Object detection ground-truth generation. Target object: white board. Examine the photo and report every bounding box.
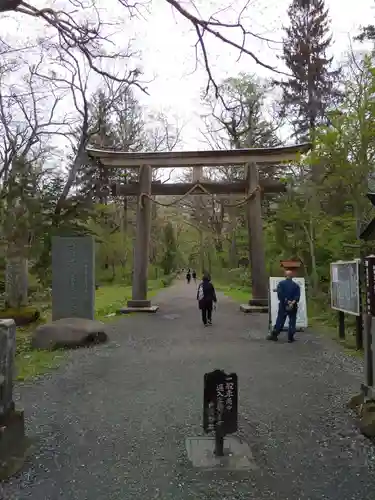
[269,277,308,331]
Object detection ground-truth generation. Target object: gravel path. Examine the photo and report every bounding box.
[1,281,375,500]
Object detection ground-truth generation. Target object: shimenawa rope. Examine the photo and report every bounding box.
[138,182,261,209]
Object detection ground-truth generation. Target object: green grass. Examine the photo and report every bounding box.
[95,284,132,320]
[16,342,65,382]
[216,283,251,303]
[15,279,171,382]
[308,296,361,355]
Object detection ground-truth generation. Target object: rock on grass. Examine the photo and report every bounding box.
[31,318,108,350]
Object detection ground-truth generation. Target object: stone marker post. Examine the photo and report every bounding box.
[52,236,95,321]
[246,163,268,307]
[0,319,28,480]
[127,164,153,309]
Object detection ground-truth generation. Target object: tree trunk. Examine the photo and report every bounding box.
[5,254,28,309]
[229,230,238,268]
[215,237,223,253]
[303,218,318,292]
[207,248,212,275]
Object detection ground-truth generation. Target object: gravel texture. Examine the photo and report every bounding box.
[1,281,375,499]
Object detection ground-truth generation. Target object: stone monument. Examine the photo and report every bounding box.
[52,236,95,321]
[0,319,29,479]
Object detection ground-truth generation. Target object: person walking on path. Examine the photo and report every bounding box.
[186,269,191,284]
[192,270,197,283]
[197,273,217,326]
[267,270,300,343]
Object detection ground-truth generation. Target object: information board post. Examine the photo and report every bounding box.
[338,311,345,339]
[364,314,373,388]
[356,264,364,350]
[364,256,375,390]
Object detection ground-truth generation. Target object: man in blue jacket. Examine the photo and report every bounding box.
[267,270,301,343]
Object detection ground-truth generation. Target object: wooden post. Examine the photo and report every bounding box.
[364,314,373,388]
[127,164,152,308]
[338,310,345,339]
[247,163,268,307]
[356,314,364,350]
[356,255,364,350]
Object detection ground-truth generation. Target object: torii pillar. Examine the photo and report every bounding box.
[192,166,205,274]
[240,163,269,312]
[121,164,159,313]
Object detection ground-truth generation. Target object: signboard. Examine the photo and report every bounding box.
[52,236,95,321]
[269,277,308,330]
[365,256,375,316]
[203,370,238,435]
[330,260,360,316]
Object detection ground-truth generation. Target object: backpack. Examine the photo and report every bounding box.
[197,283,204,301]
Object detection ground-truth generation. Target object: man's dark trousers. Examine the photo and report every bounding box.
[273,304,297,341]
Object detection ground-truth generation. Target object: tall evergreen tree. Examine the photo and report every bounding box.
[278,0,341,142]
[76,87,146,205]
[356,25,375,43]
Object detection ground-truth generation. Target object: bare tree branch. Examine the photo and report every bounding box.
[0,53,69,181]
[1,0,146,91]
[2,0,287,99]
[164,0,288,96]
[31,44,134,213]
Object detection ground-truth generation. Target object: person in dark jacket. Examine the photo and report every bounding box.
[197,273,217,326]
[267,270,301,343]
[186,269,191,284]
[192,270,197,283]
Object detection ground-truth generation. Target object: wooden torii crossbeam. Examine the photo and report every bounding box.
[87,143,311,168]
[109,179,287,197]
[86,142,312,313]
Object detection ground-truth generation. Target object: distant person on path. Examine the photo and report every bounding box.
[267,270,300,343]
[197,273,217,326]
[186,269,191,284]
[192,270,197,283]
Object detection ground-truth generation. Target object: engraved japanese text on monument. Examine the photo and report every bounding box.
[52,236,95,320]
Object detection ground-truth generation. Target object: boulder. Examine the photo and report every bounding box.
[31,318,108,350]
[358,401,375,438]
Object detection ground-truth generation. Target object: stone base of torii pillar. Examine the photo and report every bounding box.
[119,164,159,315]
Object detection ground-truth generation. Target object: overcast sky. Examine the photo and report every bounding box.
[0,0,374,152]
[132,0,374,148]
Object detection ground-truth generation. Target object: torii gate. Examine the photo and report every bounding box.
[86,143,311,313]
